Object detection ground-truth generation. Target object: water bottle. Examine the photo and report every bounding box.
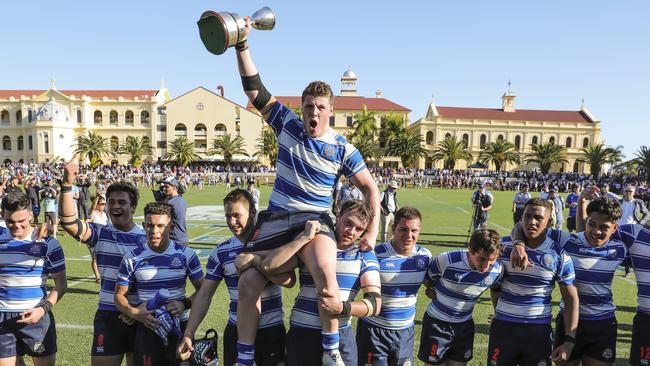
[146,288,170,311]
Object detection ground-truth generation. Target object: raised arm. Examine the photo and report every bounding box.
[350,169,380,251]
[59,154,92,242]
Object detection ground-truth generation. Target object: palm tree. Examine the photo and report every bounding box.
[347,105,377,141]
[429,135,473,170]
[165,136,200,166]
[209,133,249,167]
[576,144,623,177]
[254,126,278,167]
[634,145,650,179]
[478,138,521,172]
[350,136,384,162]
[379,113,406,148]
[75,131,113,168]
[119,136,151,168]
[385,129,427,168]
[524,142,568,174]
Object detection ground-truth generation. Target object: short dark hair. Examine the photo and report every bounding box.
[301,81,334,104]
[393,207,422,230]
[107,182,139,208]
[586,196,622,222]
[223,188,256,214]
[524,197,553,211]
[469,229,503,255]
[1,191,31,213]
[143,202,174,218]
[338,199,372,224]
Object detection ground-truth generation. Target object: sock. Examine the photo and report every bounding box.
[236,341,255,366]
[321,331,340,351]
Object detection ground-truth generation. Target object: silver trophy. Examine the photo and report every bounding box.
[198,7,275,55]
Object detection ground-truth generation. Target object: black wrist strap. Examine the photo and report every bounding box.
[340,301,351,316]
[564,335,576,344]
[40,300,53,313]
[182,297,192,310]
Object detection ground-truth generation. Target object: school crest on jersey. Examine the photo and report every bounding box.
[482,275,494,286]
[29,243,44,256]
[607,249,618,259]
[169,254,184,269]
[416,258,427,269]
[541,254,556,270]
[321,144,337,160]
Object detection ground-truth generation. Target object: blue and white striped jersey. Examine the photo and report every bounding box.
[290,246,379,329]
[87,223,146,311]
[117,241,203,320]
[425,250,503,323]
[611,224,650,314]
[266,102,366,212]
[0,228,65,311]
[496,235,575,324]
[552,230,626,320]
[205,236,283,328]
[361,242,431,330]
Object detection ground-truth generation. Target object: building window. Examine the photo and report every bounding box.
[28,109,33,123]
[28,135,33,150]
[497,134,504,141]
[583,137,589,148]
[329,116,335,126]
[462,133,469,147]
[16,110,22,125]
[157,141,167,149]
[566,137,572,148]
[109,110,118,125]
[480,134,487,149]
[43,133,49,154]
[532,136,539,145]
[194,124,207,149]
[1,110,8,124]
[445,133,452,140]
[142,136,150,149]
[157,125,167,132]
[573,161,579,173]
[425,157,433,170]
[77,109,82,124]
[110,137,119,152]
[2,136,11,151]
[125,110,134,125]
[549,136,555,145]
[141,111,150,124]
[94,111,103,124]
[174,123,187,137]
[426,131,434,145]
[17,136,23,151]
[196,102,204,110]
[214,124,226,136]
[514,135,521,150]
[346,116,353,127]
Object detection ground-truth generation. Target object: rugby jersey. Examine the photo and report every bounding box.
[611,224,650,314]
[290,246,379,329]
[205,236,283,328]
[0,228,65,311]
[496,235,575,324]
[425,250,503,323]
[86,223,146,311]
[552,230,626,320]
[266,102,366,212]
[117,240,203,321]
[361,242,431,329]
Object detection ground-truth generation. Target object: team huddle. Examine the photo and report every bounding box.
[2,17,650,366]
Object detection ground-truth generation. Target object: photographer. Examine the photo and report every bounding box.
[471,183,493,230]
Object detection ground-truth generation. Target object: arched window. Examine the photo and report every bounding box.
[532,136,539,145]
[514,135,521,150]
[43,133,49,154]
[109,110,118,125]
[445,132,452,140]
[16,110,22,125]
[94,110,102,124]
[174,123,187,137]
[426,131,434,145]
[573,161,579,173]
[142,136,150,148]
[194,124,207,137]
[497,134,504,141]
[76,109,82,123]
[125,110,134,125]
[2,136,11,150]
[583,137,589,148]
[17,136,24,151]
[141,111,150,124]
[1,110,9,124]
[462,133,469,147]
[28,135,33,150]
[214,124,227,136]
[480,134,487,149]
[549,136,556,145]
[565,137,572,148]
[110,137,119,152]
[28,109,33,123]
[425,157,433,170]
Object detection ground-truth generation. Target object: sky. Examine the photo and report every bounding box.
[4,1,648,158]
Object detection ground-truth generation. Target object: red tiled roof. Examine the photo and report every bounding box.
[0,90,158,99]
[247,96,411,112]
[436,106,594,123]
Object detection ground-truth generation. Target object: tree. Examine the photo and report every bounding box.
[165,136,200,166]
[254,126,278,167]
[524,142,568,174]
[478,138,521,172]
[350,136,384,162]
[633,145,650,179]
[119,136,151,168]
[75,131,113,169]
[209,133,249,167]
[385,129,427,168]
[379,113,406,148]
[576,144,623,177]
[429,135,473,170]
[347,105,377,142]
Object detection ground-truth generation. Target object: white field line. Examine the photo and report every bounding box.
[67,275,97,288]
[189,227,229,242]
[426,197,510,232]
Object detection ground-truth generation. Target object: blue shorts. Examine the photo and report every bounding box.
[286,326,356,366]
[418,313,474,365]
[244,210,336,252]
[223,322,286,366]
[91,310,136,356]
[0,311,57,358]
[356,320,414,366]
[487,319,553,366]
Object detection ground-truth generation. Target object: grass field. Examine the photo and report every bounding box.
[39,185,638,365]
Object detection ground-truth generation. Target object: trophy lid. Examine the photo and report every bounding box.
[197,11,229,55]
